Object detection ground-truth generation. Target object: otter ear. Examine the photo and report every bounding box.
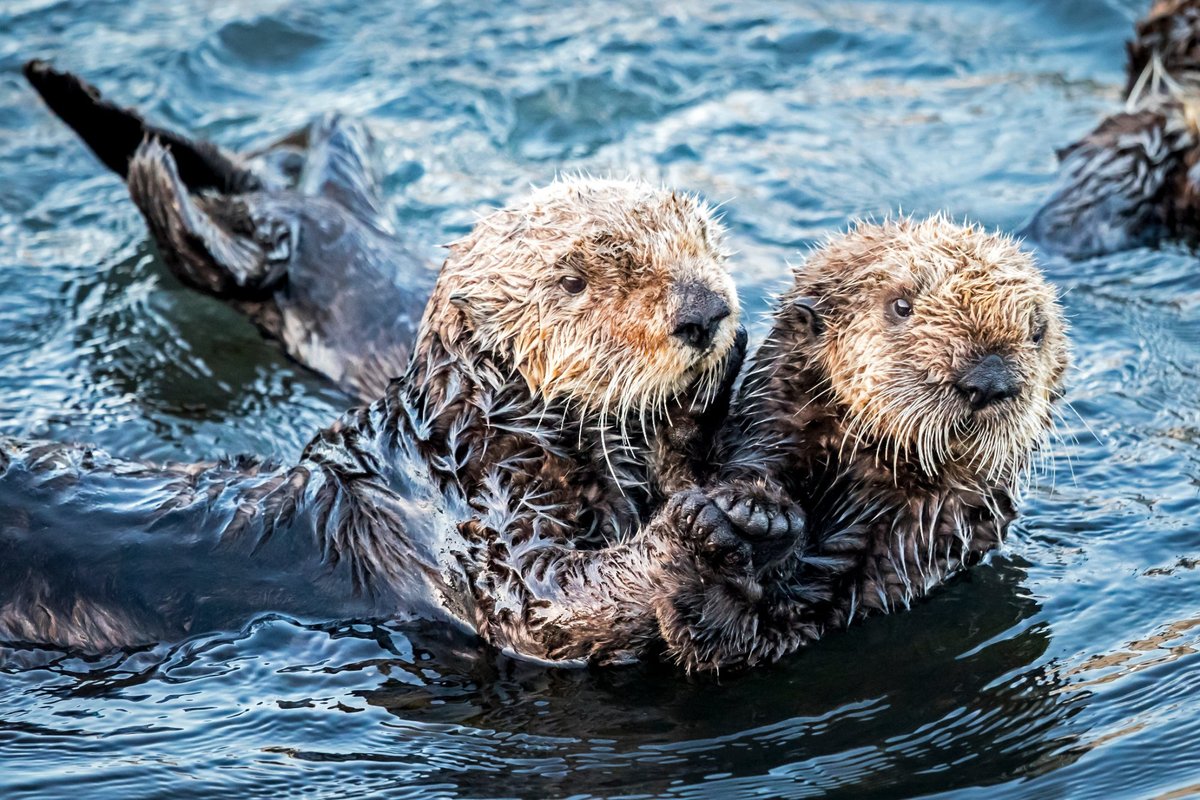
[449,290,471,309]
[790,296,824,338]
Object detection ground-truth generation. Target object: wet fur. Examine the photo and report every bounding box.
[0,178,745,666]
[1027,1,1200,258]
[656,218,1069,671]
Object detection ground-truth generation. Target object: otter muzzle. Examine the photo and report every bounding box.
[671,282,731,351]
[955,354,1021,411]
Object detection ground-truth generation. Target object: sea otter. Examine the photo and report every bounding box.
[1026,0,1200,258]
[0,176,756,666]
[24,60,430,401]
[0,213,1066,672]
[653,217,1069,670]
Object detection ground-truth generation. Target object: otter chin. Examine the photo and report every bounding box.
[651,216,1070,671]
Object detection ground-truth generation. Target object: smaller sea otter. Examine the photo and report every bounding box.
[0,176,751,666]
[24,61,431,401]
[1027,0,1200,258]
[653,217,1069,671]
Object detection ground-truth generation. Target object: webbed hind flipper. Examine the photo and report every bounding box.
[127,139,292,298]
[295,113,391,230]
[23,59,261,195]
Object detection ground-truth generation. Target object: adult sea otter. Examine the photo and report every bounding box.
[0,176,753,667]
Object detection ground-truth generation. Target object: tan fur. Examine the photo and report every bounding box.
[419,176,740,424]
[791,215,1068,488]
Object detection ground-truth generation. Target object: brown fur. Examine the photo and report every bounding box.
[1029,1,1200,258]
[653,217,1070,671]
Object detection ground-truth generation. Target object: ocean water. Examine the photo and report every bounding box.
[1,0,1198,797]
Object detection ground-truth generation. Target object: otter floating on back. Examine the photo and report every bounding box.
[1027,0,1200,259]
[0,176,749,666]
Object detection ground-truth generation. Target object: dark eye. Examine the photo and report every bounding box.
[1032,319,1047,346]
[560,275,587,295]
[890,297,913,319]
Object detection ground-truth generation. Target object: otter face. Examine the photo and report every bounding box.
[433,177,740,421]
[795,217,1069,485]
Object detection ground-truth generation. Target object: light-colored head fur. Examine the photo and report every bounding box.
[422,176,740,426]
[789,216,1069,487]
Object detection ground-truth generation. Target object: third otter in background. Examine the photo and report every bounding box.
[1027,0,1200,259]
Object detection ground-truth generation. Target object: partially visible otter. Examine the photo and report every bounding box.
[24,61,431,401]
[1127,0,1200,95]
[654,217,1069,670]
[1026,1,1200,258]
[0,177,753,666]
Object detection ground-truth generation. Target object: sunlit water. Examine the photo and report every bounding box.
[1,0,1198,797]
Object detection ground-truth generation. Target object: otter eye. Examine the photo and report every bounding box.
[1032,319,1048,346]
[890,297,913,319]
[559,275,587,295]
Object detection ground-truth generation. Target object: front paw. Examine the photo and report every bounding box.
[653,487,809,672]
[662,488,799,601]
[709,485,806,575]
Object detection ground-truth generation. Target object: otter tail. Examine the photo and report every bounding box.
[23,59,261,195]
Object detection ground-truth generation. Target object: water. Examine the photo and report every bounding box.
[0,0,1197,797]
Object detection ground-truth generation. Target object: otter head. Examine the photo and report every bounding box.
[787,217,1069,487]
[425,176,740,421]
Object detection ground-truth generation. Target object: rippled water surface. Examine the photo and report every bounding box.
[1,0,1198,797]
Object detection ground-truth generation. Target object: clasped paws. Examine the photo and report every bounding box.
[665,483,806,601]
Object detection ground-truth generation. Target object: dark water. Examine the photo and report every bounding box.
[1,0,1198,797]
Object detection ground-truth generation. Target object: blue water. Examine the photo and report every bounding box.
[1,0,1198,797]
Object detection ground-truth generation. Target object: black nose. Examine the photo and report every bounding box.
[955,354,1022,411]
[671,282,731,350]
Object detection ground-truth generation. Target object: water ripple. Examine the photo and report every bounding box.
[1,0,1198,797]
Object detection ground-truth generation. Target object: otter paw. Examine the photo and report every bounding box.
[710,487,806,574]
[663,489,760,600]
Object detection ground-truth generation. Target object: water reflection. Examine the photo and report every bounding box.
[2,555,1088,798]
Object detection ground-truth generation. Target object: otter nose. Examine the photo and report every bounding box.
[955,354,1021,411]
[671,283,730,351]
